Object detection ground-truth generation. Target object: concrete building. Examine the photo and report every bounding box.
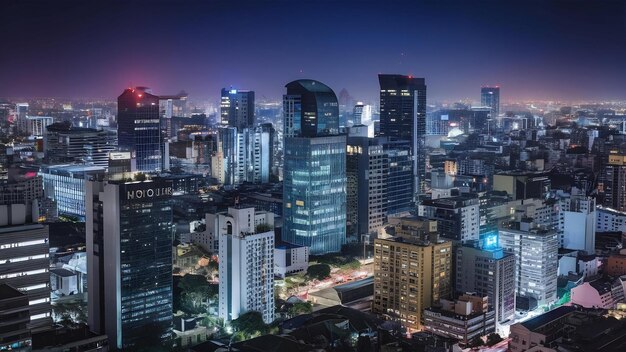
[455,245,516,325]
[601,153,626,212]
[373,218,452,330]
[220,88,254,130]
[26,116,53,137]
[596,205,626,232]
[45,121,115,168]
[493,172,550,201]
[508,306,576,352]
[274,243,309,278]
[0,284,32,351]
[570,279,616,309]
[218,207,275,324]
[499,220,559,307]
[556,194,596,254]
[418,194,480,242]
[423,294,495,344]
[0,188,51,332]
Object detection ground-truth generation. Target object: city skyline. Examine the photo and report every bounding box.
[2,0,626,102]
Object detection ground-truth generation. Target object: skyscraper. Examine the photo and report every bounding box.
[602,153,626,212]
[220,88,255,130]
[45,121,115,168]
[117,87,163,172]
[353,102,364,126]
[282,79,346,255]
[86,178,174,350]
[480,86,500,118]
[378,74,427,194]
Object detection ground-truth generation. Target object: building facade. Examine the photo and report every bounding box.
[117,87,163,172]
[480,86,500,118]
[418,195,480,242]
[220,88,255,130]
[217,207,275,324]
[378,74,427,194]
[87,179,174,349]
[282,80,346,255]
[45,121,115,168]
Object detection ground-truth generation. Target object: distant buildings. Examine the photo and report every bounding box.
[220,88,255,130]
[480,86,500,118]
[373,217,452,330]
[117,87,164,172]
[40,164,106,221]
[45,121,115,168]
[282,80,346,255]
[217,207,275,324]
[86,178,174,349]
[378,74,427,194]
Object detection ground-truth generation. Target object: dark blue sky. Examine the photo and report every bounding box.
[1,0,625,102]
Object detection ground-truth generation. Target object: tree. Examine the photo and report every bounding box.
[288,301,313,317]
[230,311,269,338]
[486,333,503,346]
[255,223,272,233]
[307,263,331,280]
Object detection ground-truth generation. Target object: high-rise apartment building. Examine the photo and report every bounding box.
[15,103,29,135]
[86,178,174,350]
[418,194,480,243]
[378,74,427,194]
[480,86,500,118]
[220,88,255,130]
[282,80,346,255]
[211,126,272,185]
[217,207,275,324]
[601,153,626,212]
[117,87,163,172]
[499,220,559,307]
[353,102,364,126]
[373,217,452,330]
[456,245,516,325]
[556,194,596,254]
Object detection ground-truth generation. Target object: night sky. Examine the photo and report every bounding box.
[1,0,626,102]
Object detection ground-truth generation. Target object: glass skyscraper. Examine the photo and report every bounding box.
[87,179,174,350]
[220,88,255,130]
[378,74,427,195]
[282,80,346,255]
[480,86,500,118]
[117,87,163,172]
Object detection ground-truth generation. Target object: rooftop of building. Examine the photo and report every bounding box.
[424,305,492,321]
[520,306,577,331]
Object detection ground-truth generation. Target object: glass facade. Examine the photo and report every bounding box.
[40,165,105,220]
[283,136,346,254]
[117,88,163,172]
[117,181,173,349]
[481,86,500,118]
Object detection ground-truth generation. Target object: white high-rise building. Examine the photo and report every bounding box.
[499,220,559,307]
[556,193,596,254]
[211,127,271,185]
[218,207,275,324]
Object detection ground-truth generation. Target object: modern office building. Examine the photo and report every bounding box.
[346,136,385,238]
[217,207,275,324]
[353,102,364,126]
[86,178,174,350]
[220,88,255,130]
[378,74,427,194]
[493,172,551,201]
[418,194,480,242]
[423,294,495,344]
[480,86,500,118]
[117,87,163,172]
[282,80,346,255]
[601,153,626,212]
[456,245,516,325]
[45,121,115,168]
[40,164,106,221]
[0,284,32,351]
[212,126,272,185]
[382,138,414,218]
[499,220,559,307]
[26,116,53,137]
[373,217,452,330]
[15,103,29,135]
